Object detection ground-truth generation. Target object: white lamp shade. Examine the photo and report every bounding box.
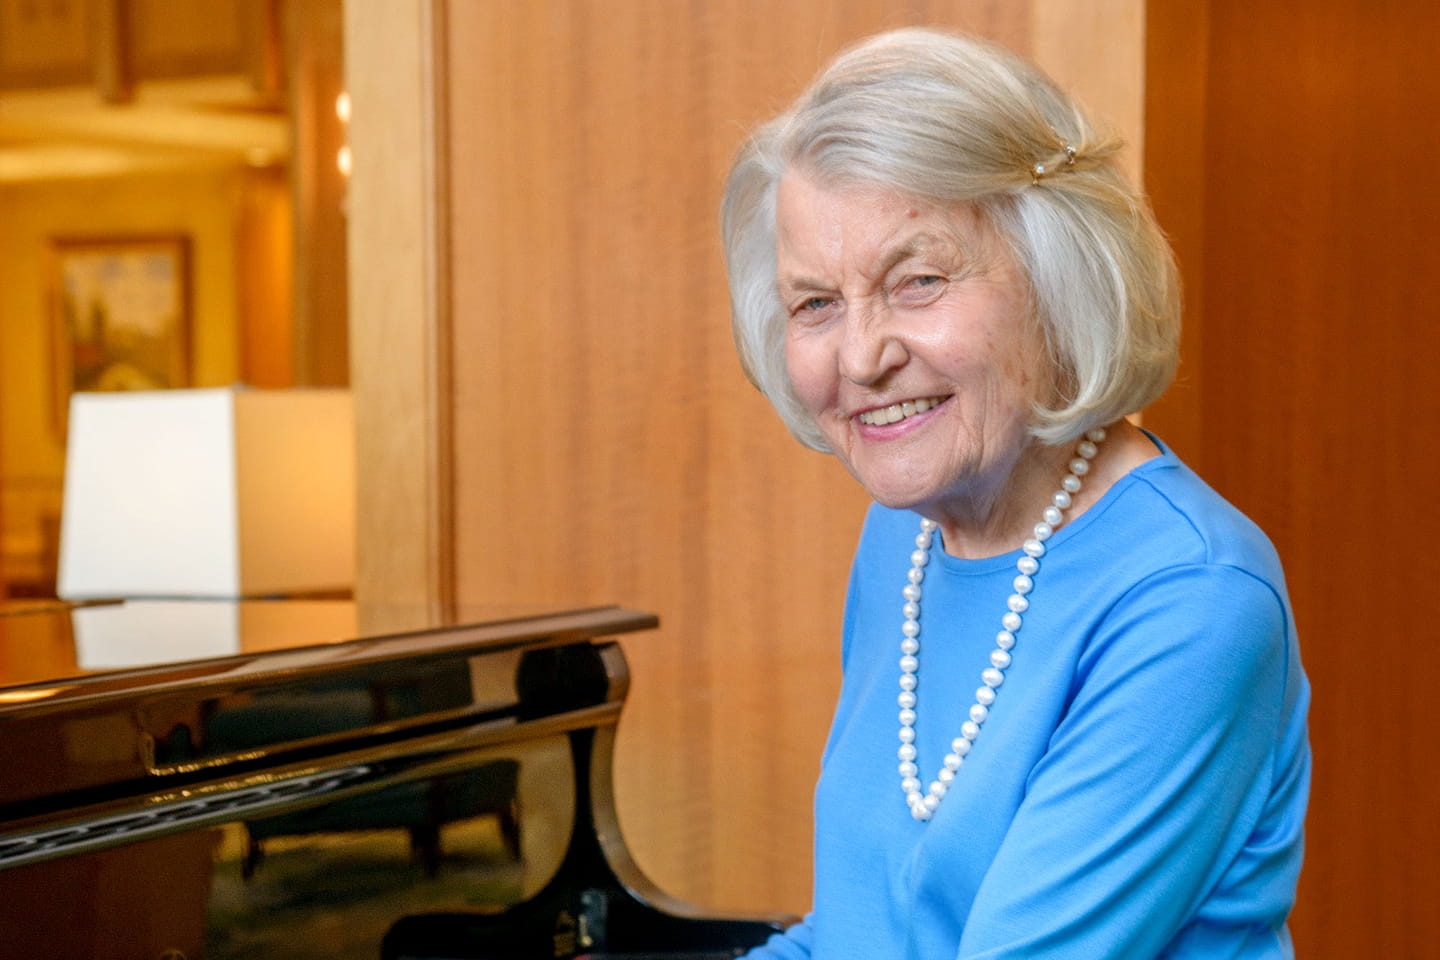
[58,388,356,599]
[72,601,243,668]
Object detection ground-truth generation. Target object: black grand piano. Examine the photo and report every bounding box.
[0,600,794,960]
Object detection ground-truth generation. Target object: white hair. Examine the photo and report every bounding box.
[720,27,1179,449]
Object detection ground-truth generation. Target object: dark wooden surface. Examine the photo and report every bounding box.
[1144,1,1440,955]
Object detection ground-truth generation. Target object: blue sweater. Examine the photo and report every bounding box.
[748,442,1310,959]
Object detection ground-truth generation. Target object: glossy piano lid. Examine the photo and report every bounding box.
[0,598,657,704]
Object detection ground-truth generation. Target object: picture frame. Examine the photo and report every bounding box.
[49,235,192,433]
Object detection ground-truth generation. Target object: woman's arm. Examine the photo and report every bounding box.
[955,563,1307,959]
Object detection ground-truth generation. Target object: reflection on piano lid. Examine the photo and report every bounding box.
[0,600,796,959]
[0,600,650,852]
[71,600,247,668]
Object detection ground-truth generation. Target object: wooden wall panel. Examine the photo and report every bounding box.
[289,0,350,388]
[1143,0,1440,955]
[345,0,454,617]
[434,0,1141,916]
[236,166,293,388]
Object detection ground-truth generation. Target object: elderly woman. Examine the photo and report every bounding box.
[720,28,1310,960]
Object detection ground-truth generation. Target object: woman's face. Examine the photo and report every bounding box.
[776,172,1047,520]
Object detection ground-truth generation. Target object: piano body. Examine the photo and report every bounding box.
[0,600,794,959]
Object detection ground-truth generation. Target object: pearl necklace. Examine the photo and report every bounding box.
[898,427,1107,821]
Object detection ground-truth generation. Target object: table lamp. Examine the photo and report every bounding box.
[57,387,355,600]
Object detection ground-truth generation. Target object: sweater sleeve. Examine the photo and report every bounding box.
[954,563,1298,959]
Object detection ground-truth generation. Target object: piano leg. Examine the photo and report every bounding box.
[382,726,792,960]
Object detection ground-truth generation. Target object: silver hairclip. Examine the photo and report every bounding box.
[1032,145,1079,185]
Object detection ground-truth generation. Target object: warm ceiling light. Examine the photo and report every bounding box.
[337,144,352,177]
[335,91,351,124]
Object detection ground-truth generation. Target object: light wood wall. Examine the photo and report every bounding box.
[347,0,1144,917]
[345,0,454,619]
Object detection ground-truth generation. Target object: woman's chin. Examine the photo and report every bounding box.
[849,472,936,513]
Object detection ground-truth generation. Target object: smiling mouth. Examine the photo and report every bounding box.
[856,396,948,426]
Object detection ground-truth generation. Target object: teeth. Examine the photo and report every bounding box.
[859,397,944,426]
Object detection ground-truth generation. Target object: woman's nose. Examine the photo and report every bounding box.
[838,306,907,386]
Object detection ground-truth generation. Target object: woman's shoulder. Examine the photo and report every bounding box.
[1071,443,1302,696]
[1123,440,1284,575]
[851,433,1287,591]
[1091,436,1285,584]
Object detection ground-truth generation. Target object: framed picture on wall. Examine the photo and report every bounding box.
[49,235,192,433]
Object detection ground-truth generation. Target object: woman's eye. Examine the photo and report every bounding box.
[792,296,836,319]
[895,274,946,301]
